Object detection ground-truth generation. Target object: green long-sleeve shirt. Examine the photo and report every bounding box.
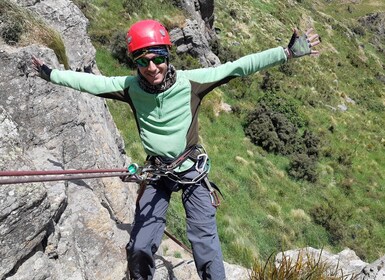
[50,46,287,163]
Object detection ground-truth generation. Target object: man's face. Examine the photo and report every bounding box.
[136,53,168,86]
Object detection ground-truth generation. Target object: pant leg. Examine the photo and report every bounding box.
[126,184,171,280]
[182,178,226,280]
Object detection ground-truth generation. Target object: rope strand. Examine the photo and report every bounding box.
[0,168,128,177]
[0,172,130,185]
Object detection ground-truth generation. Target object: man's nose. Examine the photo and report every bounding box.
[147,61,157,70]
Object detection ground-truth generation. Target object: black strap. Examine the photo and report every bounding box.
[148,145,204,171]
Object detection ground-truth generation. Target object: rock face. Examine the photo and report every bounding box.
[171,0,221,67]
[0,0,136,278]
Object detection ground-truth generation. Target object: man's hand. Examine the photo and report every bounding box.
[285,28,321,59]
[32,56,52,81]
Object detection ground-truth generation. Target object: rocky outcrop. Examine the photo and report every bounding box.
[0,0,136,277]
[277,247,385,280]
[171,0,220,67]
[358,12,385,54]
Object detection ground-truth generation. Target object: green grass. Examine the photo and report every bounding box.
[1,0,69,68]
[72,0,385,269]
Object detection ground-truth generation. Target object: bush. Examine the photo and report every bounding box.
[279,63,295,76]
[211,37,242,63]
[123,0,143,15]
[0,18,23,45]
[244,104,296,155]
[226,77,254,100]
[302,130,320,159]
[0,0,69,68]
[244,104,304,155]
[110,30,136,68]
[261,71,281,92]
[310,204,347,245]
[71,0,98,20]
[169,48,201,70]
[0,2,24,45]
[244,104,320,182]
[256,92,307,128]
[287,153,318,183]
[350,24,366,36]
[252,249,352,280]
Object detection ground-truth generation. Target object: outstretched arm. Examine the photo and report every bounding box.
[31,56,130,96]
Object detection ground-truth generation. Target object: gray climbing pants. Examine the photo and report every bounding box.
[126,170,226,280]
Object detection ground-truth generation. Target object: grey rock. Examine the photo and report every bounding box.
[0,0,135,279]
[359,255,385,280]
[171,0,220,67]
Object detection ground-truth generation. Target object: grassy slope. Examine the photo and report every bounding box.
[74,0,385,267]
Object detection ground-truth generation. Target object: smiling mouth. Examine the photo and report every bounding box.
[148,72,161,79]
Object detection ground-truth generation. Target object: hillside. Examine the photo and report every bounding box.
[62,0,385,268]
[0,0,384,278]
[71,0,385,268]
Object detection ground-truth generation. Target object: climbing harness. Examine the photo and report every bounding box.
[146,145,222,207]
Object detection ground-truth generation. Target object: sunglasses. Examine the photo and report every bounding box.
[135,56,167,67]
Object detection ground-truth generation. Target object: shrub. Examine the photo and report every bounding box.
[0,18,23,45]
[0,0,69,68]
[310,204,347,245]
[279,63,295,76]
[256,93,307,128]
[211,37,241,63]
[123,0,143,15]
[244,104,303,155]
[251,249,352,279]
[169,48,201,70]
[261,71,281,93]
[109,30,136,68]
[287,153,318,183]
[71,0,98,20]
[350,24,366,36]
[244,104,291,154]
[244,104,320,181]
[90,29,111,45]
[302,130,320,159]
[226,77,254,100]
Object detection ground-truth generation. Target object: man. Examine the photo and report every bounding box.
[33,19,320,280]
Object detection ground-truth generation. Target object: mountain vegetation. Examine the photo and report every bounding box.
[67,0,385,269]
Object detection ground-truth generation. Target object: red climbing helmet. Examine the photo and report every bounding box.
[126,19,172,54]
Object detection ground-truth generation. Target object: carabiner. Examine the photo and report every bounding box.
[195,154,209,173]
[210,191,221,208]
